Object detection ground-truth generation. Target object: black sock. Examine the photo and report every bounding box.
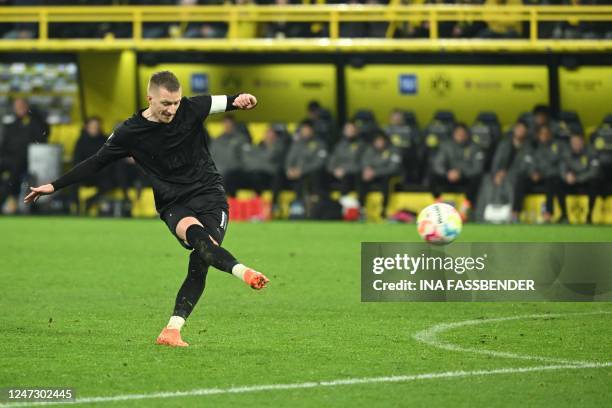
[185,224,239,273]
[173,251,208,319]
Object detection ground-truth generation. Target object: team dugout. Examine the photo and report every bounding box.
[0,2,611,223]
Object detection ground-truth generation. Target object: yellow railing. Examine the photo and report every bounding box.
[1,5,612,52]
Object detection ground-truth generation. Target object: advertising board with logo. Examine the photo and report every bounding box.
[560,66,612,128]
[346,65,549,127]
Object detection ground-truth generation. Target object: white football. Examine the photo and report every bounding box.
[417,203,462,244]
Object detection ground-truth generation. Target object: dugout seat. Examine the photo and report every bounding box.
[352,109,378,141]
[589,121,612,141]
[423,110,455,147]
[559,110,583,130]
[401,110,419,130]
[420,111,456,181]
[556,110,584,140]
[516,111,535,128]
[422,110,453,147]
[512,193,612,225]
[476,111,501,129]
[433,110,456,128]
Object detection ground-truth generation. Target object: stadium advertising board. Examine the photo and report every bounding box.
[559,66,612,129]
[346,65,549,128]
[139,64,336,123]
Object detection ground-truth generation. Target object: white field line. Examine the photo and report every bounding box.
[413,311,612,366]
[2,362,611,407]
[3,311,610,407]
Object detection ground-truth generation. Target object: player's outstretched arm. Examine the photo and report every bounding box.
[24,184,55,203]
[232,94,258,110]
[23,136,128,205]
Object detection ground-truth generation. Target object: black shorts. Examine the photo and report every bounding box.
[160,194,229,250]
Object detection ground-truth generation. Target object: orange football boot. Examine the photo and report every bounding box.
[156,327,189,347]
[243,269,270,290]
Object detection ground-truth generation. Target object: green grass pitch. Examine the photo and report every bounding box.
[0,218,611,407]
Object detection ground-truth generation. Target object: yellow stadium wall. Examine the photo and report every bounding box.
[346,65,549,129]
[74,59,612,142]
[138,64,337,123]
[78,50,137,133]
[559,66,612,132]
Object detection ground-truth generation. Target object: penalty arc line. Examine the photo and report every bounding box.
[413,311,612,366]
[1,362,611,407]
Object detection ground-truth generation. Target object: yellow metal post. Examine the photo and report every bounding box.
[228,8,238,39]
[133,10,142,40]
[39,10,48,41]
[530,8,538,43]
[385,21,397,39]
[429,9,438,40]
[330,10,339,40]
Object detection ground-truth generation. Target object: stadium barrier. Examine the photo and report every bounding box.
[1,5,612,52]
[77,186,612,225]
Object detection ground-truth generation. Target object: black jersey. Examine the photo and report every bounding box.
[52,94,238,212]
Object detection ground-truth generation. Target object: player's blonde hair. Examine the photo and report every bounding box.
[148,71,181,93]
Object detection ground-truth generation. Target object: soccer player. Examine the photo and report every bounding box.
[24,71,269,347]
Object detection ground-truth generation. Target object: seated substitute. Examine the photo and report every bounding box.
[326,121,365,198]
[285,120,328,202]
[241,126,286,207]
[305,100,335,146]
[591,123,612,198]
[491,120,533,187]
[72,116,126,213]
[513,125,562,223]
[430,123,484,218]
[209,114,250,197]
[384,109,422,184]
[558,134,600,223]
[358,130,401,218]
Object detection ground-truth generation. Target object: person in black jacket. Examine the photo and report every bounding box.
[513,125,562,223]
[0,98,49,213]
[72,116,118,212]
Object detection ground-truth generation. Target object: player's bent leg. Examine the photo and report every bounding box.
[174,251,209,319]
[177,217,270,289]
[186,223,270,289]
[175,216,204,245]
[157,250,209,347]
